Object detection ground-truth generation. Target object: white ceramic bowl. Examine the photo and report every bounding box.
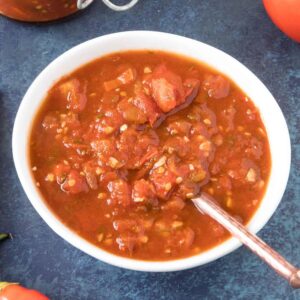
[12,31,291,272]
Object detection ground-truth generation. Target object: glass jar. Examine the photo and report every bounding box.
[0,0,139,22]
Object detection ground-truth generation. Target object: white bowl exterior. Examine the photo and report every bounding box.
[12,31,291,272]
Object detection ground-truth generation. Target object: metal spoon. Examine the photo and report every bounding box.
[192,193,300,288]
[77,0,139,11]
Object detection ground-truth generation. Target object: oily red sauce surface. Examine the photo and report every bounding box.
[30,51,271,260]
[0,0,77,22]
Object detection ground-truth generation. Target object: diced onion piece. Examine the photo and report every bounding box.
[45,173,55,182]
[153,156,167,169]
[176,177,183,184]
[144,66,152,74]
[120,124,128,132]
[246,168,256,182]
[172,221,183,229]
[97,233,104,242]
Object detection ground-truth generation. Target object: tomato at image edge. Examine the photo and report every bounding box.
[263,0,300,42]
[0,283,49,300]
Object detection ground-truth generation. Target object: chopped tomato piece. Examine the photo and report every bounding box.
[184,78,200,99]
[227,158,261,185]
[104,67,137,91]
[59,79,87,112]
[189,162,209,183]
[149,64,185,112]
[139,129,160,148]
[151,64,184,112]
[167,227,195,249]
[245,137,263,160]
[190,136,215,161]
[190,122,210,136]
[190,103,217,132]
[117,98,148,124]
[132,163,154,181]
[153,78,200,117]
[166,155,190,178]
[95,109,124,135]
[61,170,89,194]
[53,163,71,184]
[117,67,137,84]
[221,105,236,131]
[203,74,230,99]
[82,161,98,190]
[151,78,178,112]
[117,128,159,169]
[164,136,190,158]
[138,145,159,166]
[149,168,177,200]
[117,128,139,168]
[107,179,131,207]
[176,179,201,199]
[99,170,119,186]
[90,139,116,156]
[135,72,200,125]
[132,179,158,205]
[114,216,151,253]
[166,120,192,136]
[161,196,186,211]
[117,129,140,169]
[103,79,120,92]
[132,92,163,126]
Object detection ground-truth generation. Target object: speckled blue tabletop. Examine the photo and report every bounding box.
[0,1,299,299]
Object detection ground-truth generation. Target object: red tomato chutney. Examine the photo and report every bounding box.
[0,0,77,22]
[30,51,271,260]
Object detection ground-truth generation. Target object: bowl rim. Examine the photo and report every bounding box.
[12,30,291,272]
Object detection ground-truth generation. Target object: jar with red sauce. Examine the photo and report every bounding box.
[0,0,139,22]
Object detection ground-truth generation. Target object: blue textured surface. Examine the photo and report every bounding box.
[0,1,299,299]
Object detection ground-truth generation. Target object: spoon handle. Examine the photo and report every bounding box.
[192,193,300,288]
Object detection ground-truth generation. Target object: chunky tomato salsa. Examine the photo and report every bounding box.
[30,51,271,260]
[0,0,77,22]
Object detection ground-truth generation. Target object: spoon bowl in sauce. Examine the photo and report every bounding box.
[192,193,300,288]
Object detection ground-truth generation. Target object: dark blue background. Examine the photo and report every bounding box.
[0,1,299,299]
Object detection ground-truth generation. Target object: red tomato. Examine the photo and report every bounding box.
[203,75,230,99]
[150,64,185,112]
[61,169,89,194]
[59,79,87,112]
[0,283,49,300]
[263,0,300,42]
